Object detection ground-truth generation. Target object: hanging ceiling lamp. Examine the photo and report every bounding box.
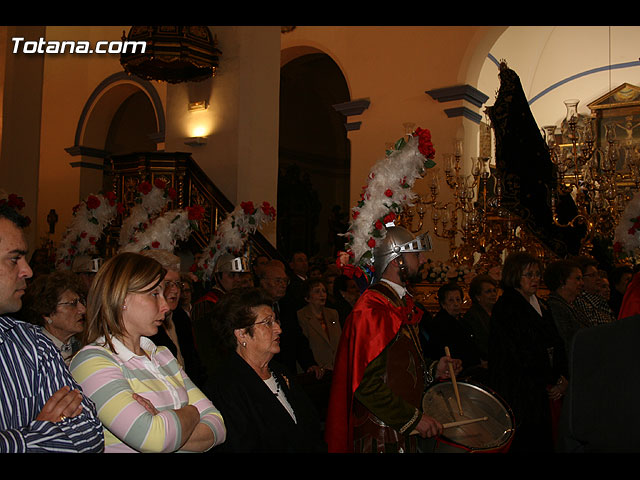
[120,26,221,84]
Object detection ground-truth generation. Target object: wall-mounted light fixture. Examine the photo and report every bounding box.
[188,100,209,112]
[184,136,208,146]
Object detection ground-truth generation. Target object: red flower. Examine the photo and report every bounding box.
[240,201,255,215]
[117,203,126,215]
[154,178,167,190]
[187,205,205,221]
[72,203,81,214]
[384,189,393,197]
[189,263,198,272]
[375,220,383,230]
[367,237,376,248]
[7,193,25,210]
[352,210,360,220]
[151,241,160,249]
[383,212,396,224]
[105,191,117,206]
[168,187,177,201]
[89,236,97,245]
[138,181,152,195]
[414,127,436,159]
[86,195,101,210]
[80,231,87,238]
[261,201,276,218]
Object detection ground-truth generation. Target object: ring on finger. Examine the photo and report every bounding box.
[59,414,67,422]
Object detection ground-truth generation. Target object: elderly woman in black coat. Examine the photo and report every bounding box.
[206,287,326,453]
[488,252,568,452]
[543,259,589,355]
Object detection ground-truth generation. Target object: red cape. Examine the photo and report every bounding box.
[618,272,640,320]
[324,285,422,453]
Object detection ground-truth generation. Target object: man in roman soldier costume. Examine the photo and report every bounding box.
[324,126,461,453]
[326,226,461,453]
[192,252,249,379]
[190,200,276,381]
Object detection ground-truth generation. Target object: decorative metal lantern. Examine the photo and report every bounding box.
[120,26,221,84]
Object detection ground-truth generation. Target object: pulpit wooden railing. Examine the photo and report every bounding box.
[105,151,282,264]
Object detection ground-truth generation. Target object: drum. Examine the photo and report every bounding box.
[422,381,515,453]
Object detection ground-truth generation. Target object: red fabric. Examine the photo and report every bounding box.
[324,286,423,453]
[194,289,222,305]
[618,272,640,320]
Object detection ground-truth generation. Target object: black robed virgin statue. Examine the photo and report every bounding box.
[486,61,584,258]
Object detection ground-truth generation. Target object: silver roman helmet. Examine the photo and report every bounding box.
[71,255,103,274]
[372,226,432,282]
[214,252,250,273]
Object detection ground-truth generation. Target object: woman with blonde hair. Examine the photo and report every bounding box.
[70,252,226,453]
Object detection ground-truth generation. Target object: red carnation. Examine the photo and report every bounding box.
[375,220,383,230]
[384,189,393,197]
[86,195,101,210]
[187,205,205,221]
[240,201,255,215]
[367,238,376,248]
[189,263,198,272]
[7,193,25,210]
[383,212,396,224]
[89,236,97,245]
[138,181,152,195]
[352,210,360,220]
[151,241,160,249]
[117,203,126,215]
[105,191,117,206]
[80,231,87,238]
[261,201,276,218]
[168,187,177,201]
[154,178,167,190]
[414,127,436,159]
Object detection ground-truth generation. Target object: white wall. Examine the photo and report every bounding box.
[479,26,640,131]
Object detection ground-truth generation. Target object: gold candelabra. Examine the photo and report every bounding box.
[401,143,549,270]
[544,98,640,256]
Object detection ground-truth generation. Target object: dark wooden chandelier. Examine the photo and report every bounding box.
[120,26,221,84]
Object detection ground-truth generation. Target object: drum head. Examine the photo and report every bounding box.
[422,381,514,451]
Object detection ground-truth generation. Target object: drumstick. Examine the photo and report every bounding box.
[443,416,488,429]
[444,346,464,417]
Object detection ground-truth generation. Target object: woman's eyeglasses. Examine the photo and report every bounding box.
[253,314,280,329]
[163,280,184,290]
[58,297,86,308]
[521,271,541,279]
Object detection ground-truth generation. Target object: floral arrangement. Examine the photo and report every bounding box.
[0,191,30,225]
[118,178,176,248]
[119,205,204,254]
[192,200,276,281]
[420,259,472,284]
[56,191,123,269]
[613,192,640,259]
[341,127,436,279]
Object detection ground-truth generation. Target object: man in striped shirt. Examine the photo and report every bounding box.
[0,203,103,452]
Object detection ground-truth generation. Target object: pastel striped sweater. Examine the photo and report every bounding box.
[70,336,225,453]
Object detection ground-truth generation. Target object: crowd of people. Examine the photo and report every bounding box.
[1,196,638,453]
